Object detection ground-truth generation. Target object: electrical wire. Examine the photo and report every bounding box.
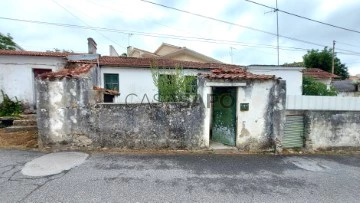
[1,16,360,58]
[245,0,360,34]
[137,0,327,47]
[336,41,360,49]
[51,0,127,50]
[138,0,360,55]
[0,16,317,53]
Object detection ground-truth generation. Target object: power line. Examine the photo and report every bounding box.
[85,0,205,39]
[1,16,360,57]
[245,0,360,34]
[336,41,360,49]
[0,16,315,52]
[138,0,326,47]
[337,52,360,57]
[137,0,360,55]
[51,0,127,50]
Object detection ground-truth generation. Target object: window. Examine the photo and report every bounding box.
[104,74,119,91]
[158,74,176,102]
[185,76,197,96]
[157,74,197,102]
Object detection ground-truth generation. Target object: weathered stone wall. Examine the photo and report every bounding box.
[37,72,205,149]
[36,73,96,147]
[88,103,205,149]
[305,111,360,149]
[269,80,287,152]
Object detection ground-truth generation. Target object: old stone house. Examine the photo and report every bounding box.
[36,54,286,152]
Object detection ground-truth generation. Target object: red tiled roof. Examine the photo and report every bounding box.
[93,86,120,96]
[98,56,241,69]
[349,75,360,80]
[38,63,95,80]
[200,68,276,80]
[303,68,339,79]
[0,49,77,57]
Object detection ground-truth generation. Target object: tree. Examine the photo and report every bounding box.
[283,61,304,67]
[0,33,16,50]
[302,76,337,96]
[303,47,349,79]
[151,63,197,102]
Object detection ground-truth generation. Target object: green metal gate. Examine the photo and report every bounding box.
[283,115,304,148]
[211,87,237,146]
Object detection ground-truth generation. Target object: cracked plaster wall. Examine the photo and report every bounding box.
[37,70,205,149]
[305,111,360,149]
[36,71,96,146]
[89,103,205,149]
[236,80,286,151]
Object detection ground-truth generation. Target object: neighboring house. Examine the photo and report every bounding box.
[0,32,25,51]
[247,65,304,95]
[333,80,360,97]
[0,38,100,109]
[0,50,69,108]
[303,68,339,89]
[349,74,360,81]
[127,43,222,63]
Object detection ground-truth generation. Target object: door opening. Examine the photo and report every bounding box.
[33,69,52,109]
[211,87,237,146]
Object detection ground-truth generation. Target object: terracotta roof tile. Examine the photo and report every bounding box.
[93,86,120,96]
[98,56,241,69]
[0,50,77,57]
[200,68,276,80]
[303,68,339,78]
[38,63,95,80]
[348,75,360,80]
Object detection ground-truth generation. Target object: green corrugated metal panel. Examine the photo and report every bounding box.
[283,116,304,148]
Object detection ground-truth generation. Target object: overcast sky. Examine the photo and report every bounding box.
[1,0,360,75]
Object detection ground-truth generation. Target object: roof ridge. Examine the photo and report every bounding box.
[0,49,82,57]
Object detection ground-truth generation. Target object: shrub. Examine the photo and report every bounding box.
[0,90,22,117]
[151,64,197,102]
[302,76,337,96]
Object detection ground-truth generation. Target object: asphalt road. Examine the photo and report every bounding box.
[0,149,360,203]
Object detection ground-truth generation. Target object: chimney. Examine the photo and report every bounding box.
[109,45,119,56]
[127,46,133,56]
[87,38,97,54]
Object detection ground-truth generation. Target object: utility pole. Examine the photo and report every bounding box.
[264,0,280,65]
[230,47,235,64]
[128,33,133,47]
[275,0,279,66]
[332,40,336,76]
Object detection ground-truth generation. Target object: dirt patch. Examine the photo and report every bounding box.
[0,129,38,149]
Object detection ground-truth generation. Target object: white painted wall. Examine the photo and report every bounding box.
[236,81,275,148]
[316,78,332,89]
[247,66,303,95]
[100,66,207,103]
[0,55,66,106]
[338,92,360,97]
[200,80,276,149]
[286,95,360,111]
[198,80,212,148]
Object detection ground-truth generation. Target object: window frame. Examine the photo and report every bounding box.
[104,73,119,91]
